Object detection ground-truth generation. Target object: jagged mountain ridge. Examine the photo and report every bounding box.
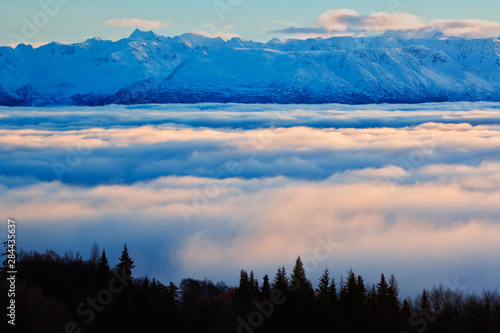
[0,29,499,106]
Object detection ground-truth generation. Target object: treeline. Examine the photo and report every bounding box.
[1,243,499,333]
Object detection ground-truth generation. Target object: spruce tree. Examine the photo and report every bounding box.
[340,269,365,329]
[377,273,389,307]
[249,270,259,295]
[356,275,366,300]
[344,269,359,310]
[329,277,338,308]
[388,274,401,313]
[95,249,111,290]
[143,276,150,290]
[235,269,251,301]
[261,274,271,299]
[316,268,335,331]
[290,256,315,331]
[116,243,135,278]
[420,289,430,311]
[317,268,330,299]
[272,265,289,292]
[168,282,180,304]
[97,249,110,273]
[290,256,313,294]
[401,299,412,321]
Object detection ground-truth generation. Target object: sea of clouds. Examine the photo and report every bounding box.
[1,102,499,296]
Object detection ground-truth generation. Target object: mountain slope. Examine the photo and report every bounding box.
[0,29,499,106]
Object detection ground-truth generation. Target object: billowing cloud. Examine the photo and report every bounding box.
[316,10,427,32]
[271,9,500,39]
[2,103,500,295]
[1,103,500,187]
[2,122,500,153]
[104,18,171,30]
[1,162,500,294]
[429,19,500,38]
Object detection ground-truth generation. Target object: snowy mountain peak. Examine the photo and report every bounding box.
[1,31,499,106]
[267,37,282,44]
[129,29,159,40]
[431,32,446,39]
[14,43,33,51]
[179,33,225,47]
[85,37,103,42]
[382,29,448,39]
[224,37,247,48]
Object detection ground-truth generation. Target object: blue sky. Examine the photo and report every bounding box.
[2,0,500,46]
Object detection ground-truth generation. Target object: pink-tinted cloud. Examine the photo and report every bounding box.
[2,122,500,152]
[273,9,500,39]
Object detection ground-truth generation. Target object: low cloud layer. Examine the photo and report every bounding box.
[1,163,499,295]
[271,9,500,39]
[1,108,499,185]
[1,103,500,295]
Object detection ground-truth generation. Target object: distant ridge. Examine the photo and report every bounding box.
[1,30,499,106]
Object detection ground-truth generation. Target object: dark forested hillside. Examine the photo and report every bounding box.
[1,243,499,333]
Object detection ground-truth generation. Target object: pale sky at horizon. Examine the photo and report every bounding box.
[2,0,500,46]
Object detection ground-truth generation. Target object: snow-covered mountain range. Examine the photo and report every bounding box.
[1,29,499,106]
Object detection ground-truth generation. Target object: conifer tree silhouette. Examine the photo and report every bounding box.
[317,268,331,299]
[116,243,135,278]
[261,274,271,299]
